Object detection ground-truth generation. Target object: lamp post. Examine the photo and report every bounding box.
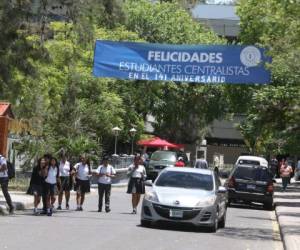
[129,128,137,156]
[112,127,121,156]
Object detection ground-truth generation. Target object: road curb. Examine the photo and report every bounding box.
[0,201,33,215]
[275,205,287,250]
[275,204,300,250]
[0,204,8,215]
[273,182,300,250]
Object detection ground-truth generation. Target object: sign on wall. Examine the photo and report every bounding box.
[93,40,271,84]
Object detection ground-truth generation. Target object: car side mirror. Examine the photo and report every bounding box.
[218,186,227,193]
[145,180,153,186]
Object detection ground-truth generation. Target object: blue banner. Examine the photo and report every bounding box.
[93,40,271,84]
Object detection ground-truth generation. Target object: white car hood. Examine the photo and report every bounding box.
[153,186,213,208]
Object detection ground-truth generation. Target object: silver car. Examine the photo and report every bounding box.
[141,167,228,232]
[147,151,177,181]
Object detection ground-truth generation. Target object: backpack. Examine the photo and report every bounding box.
[7,161,15,179]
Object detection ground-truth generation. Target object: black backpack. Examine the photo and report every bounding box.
[7,161,15,179]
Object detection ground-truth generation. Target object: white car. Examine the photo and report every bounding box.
[235,155,268,168]
[141,167,227,232]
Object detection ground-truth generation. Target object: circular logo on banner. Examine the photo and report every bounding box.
[240,46,262,67]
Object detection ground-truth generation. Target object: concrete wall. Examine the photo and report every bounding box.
[207,144,248,165]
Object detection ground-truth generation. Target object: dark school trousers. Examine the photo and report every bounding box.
[0,177,13,210]
[41,181,48,211]
[98,183,111,210]
[282,177,289,190]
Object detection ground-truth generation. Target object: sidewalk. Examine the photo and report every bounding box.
[0,182,128,215]
[274,178,300,250]
[0,191,33,215]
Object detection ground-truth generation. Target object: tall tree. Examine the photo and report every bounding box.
[0,0,46,101]
[236,0,300,155]
[124,0,227,144]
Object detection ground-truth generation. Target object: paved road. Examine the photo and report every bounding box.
[0,187,283,250]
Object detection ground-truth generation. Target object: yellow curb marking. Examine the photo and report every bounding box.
[270,211,283,250]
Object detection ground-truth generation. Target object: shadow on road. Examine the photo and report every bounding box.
[137,222,212,233]
[274,194,300,199]
[237,215,272,221]
[275,201,300,207]
[280,225,300,235]
[215,227,278,241]
[228,203,266,211]
[276,212,300,217]
[274,184,300,193]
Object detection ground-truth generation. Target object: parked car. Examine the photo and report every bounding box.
[141,167,228,232]
[226,164,274,210]
[235,155,268,167]
[146,150,178,180]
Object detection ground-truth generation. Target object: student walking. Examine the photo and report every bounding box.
[40,154,52,214]
[0,154,14,214]
[45,157,60,216]
[57,154,71,210]
[72,155,91,211]
[127,154,146,214]
[28,157,46,215]
[94,155,116,213]
[280,159,293,191]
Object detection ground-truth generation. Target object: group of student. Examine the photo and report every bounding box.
[27,152,147,216]
[29,153,81,215]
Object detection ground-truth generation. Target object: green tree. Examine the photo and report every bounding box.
[15,20,147,167]
[124,0,227,143]
[236,0,300,155]
[0,0,46,101]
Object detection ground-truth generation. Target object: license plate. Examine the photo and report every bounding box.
[247,184,256,189]
[169,209,183,218]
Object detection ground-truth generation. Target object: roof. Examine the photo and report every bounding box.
[236,156,268,167]
[0,102,14,118]
[191,4,239,21]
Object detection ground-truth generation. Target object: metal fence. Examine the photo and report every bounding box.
[111,155,134,170]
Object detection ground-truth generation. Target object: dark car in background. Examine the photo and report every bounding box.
[146,150,190,181]
[146,151,177,181]
[225,164,274,210]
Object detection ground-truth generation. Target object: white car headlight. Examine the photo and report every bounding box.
[144,191,159,202]
[195,196,216,207]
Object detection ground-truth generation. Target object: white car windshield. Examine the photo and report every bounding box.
[150,151,177,162]
[155,171,213,191]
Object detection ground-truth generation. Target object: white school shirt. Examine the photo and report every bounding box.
[59,160,71,177]
[45,166,59,184]
[128,164,146,179]
[74,163,90,180]
[0,156,8,178]
[96,164,116,184]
